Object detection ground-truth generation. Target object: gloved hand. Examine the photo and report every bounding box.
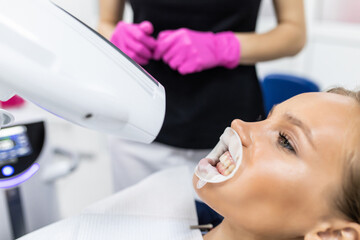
[154,28,240,75]
[110,21,157,65]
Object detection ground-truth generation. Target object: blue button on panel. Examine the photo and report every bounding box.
[2,165,14,177]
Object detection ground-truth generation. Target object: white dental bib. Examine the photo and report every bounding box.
[195,127,243,189]
[19,167,202,240]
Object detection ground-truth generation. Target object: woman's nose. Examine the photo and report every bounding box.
[231,119,252,148]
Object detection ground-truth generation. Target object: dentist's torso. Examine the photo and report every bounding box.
[130,0,265,149]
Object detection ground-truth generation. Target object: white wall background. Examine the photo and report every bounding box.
[256,0,360,90]
[40,0,360,223]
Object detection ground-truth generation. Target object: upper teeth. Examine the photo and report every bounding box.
[216,151,236,176]
[219,151,232,167]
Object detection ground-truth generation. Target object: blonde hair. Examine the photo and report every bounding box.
[327,87,360,223]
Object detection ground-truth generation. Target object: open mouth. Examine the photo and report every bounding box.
[200,149,236,177]
[216,151,236,176]
[195,127,242,188]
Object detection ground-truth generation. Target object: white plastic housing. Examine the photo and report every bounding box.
[0,0,166,143]
[0,109,14,129]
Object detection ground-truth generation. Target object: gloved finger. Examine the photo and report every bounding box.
[168,53,186,70]
[178,60,201,75]
[125,25,156,50]
[110,33,127,53]
[153,30,179,60]
[118,40,127,54]
[134,55,149,65]
[157,30,174,41]
[126,51,149,65]
[138,21,154,35]
[125,37,152,59]
[138,34,157,50]
[163,42,183,63]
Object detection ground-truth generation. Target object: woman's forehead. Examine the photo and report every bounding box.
[279,92,360,153]
[270,92,358,139]
[280,92,359,117]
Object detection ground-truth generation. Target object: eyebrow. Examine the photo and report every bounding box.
[268,105,316,149]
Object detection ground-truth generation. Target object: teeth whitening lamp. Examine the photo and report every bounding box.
[0,0,166,184]
[0,0,166,142]
[0,1,166,237]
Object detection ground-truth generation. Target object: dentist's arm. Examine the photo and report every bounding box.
[98,0,125,39]
[237,0,306,64]
[154,0,306,74]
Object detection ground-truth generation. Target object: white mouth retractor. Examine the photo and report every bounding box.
[194,127,242,189]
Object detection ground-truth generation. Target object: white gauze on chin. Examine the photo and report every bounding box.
[194,127,242,189]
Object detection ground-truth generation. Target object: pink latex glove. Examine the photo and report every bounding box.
[154,28,240,75]
[110,21,157,65]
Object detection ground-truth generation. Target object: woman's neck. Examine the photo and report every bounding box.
[203,219,278,240]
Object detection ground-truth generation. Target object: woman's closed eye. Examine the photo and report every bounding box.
[278,132,296,154]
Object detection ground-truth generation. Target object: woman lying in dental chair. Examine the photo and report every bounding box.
[195,87,360,240]
[20,87,360,240]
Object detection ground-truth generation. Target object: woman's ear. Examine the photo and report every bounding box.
[305,221,360,240]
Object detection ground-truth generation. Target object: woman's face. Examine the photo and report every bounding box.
[194,92,360,237]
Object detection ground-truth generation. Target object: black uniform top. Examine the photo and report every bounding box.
[130,0,265,149]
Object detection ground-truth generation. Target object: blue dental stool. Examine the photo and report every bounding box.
[261,74,320,115]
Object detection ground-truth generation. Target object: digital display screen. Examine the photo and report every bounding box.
[0,126,32,166]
